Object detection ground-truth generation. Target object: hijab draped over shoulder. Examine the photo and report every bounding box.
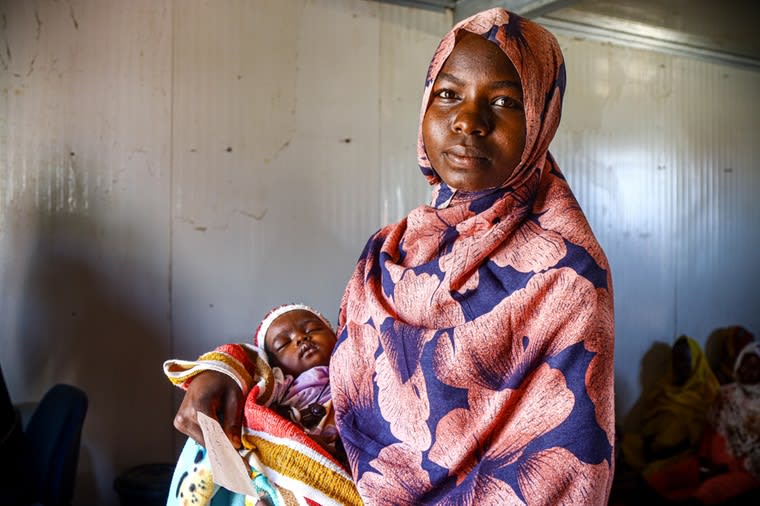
[330,8,615,505]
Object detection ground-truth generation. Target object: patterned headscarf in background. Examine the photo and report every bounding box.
[331,8,615,505]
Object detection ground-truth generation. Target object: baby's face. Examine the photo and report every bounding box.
[264,309,336,377]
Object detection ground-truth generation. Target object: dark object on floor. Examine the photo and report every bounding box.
[114,462,175,506]
[0,363,88,506]
[23,384,89,506]
[0,366,27,505]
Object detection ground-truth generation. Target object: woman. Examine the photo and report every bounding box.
[174,8,615,505]
[646,342,760,504]
[622,336,720,476]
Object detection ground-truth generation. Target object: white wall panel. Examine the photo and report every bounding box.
[378,4,451,223]
[552,34,760,420]
[0,0,173,504]
[1,1,450,504]
[4,1,758,503]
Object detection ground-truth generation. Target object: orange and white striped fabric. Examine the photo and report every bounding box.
[164,344,361,506]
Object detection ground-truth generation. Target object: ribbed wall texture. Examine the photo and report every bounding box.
[2,1,759,504]
[552,33,760,416]
[0,1,450,504]
[0,1,174,503]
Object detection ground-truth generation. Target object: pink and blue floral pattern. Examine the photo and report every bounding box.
[331,8,615,505]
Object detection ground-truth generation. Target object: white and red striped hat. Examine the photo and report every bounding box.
[253,303,333,352]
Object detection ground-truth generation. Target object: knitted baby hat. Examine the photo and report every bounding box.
[253,303,333,352]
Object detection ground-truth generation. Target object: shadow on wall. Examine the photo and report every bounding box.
[618,341,672,434]
[4,191,174,505]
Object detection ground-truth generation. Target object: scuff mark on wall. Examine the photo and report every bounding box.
[235,208,267,221]
[34,9,42,41]
[26,55,35,76]
[1,12,10,71]
[264,139,291,163]
[69,3,79,30]
[176,216,229,232]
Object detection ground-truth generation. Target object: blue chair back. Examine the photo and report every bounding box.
[23,384,88,506]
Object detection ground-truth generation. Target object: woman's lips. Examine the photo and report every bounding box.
[443,146,489,168]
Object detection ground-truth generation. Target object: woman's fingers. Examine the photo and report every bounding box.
[174,398,206,447]
[222,386,243,449]
[173,370,242,447]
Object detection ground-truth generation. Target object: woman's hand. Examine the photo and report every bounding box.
[173,371,243,448]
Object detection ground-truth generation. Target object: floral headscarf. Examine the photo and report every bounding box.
[331,8,615,505]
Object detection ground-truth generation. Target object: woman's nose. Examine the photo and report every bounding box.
[452,101,490,136]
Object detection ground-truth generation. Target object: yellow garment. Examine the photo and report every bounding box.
[623,336,720,475]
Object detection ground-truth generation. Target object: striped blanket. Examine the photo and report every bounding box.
[164,346,361,506]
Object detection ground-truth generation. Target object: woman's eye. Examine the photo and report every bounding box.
[493,96,523,109]
[435,89,456,99]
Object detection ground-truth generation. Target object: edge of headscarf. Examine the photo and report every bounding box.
[416,7,565,195]
[677,336,719,395]
[254,303,333,352]
[683,335,701,371]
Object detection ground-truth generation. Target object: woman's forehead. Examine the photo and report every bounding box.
[441,32,520,84]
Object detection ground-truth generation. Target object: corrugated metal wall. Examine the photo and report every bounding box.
[2,1,759,504]
[0,1,448,504]
[0,1,174,503]
[551,34,760,418]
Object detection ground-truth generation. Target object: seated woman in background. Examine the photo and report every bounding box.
[646,342,760,504]
[708,325,755,385]
[622,336,720,476]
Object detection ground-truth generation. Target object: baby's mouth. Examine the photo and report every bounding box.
[299,342,318,358]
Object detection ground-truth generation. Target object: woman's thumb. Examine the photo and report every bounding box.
[222,391,242,449]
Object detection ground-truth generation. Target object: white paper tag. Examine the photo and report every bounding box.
[197,411,257,497]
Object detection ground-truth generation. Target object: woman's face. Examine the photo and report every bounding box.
[422,32,526,192]
[736,352,760,385]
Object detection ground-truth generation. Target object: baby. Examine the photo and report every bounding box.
[164,304,357,506]
[250,303,340,453]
